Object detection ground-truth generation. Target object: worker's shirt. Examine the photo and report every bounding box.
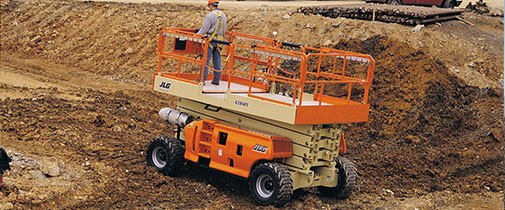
[197,9,227,37]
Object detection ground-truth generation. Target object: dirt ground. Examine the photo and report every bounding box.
[91,0,504,10]
[0,0,503,209]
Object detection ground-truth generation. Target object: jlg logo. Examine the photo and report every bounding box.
[252,144,267,154]
[159,82,171,90]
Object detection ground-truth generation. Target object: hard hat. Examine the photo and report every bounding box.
[207,0,219,6]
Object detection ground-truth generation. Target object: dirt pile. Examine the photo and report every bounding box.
[333,36,503,195]
[1,0,207,83]
[1,0,503,86]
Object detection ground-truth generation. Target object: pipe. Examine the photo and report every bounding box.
[159,108,194,127]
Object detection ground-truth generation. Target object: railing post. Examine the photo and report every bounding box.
[298,55,308,106]
[347,83,353,103]
[319,82,325,106]
[248,53,258,96]
[341,55,347,76]
[292,84,297,106]
[201,41,209,83]
[363,58,375,103]
[227,44,234,90]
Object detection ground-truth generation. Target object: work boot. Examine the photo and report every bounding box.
[211,81,219,86]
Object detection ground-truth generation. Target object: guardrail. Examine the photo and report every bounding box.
[155,28,375,107]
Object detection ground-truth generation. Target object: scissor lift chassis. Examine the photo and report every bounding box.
[177,98,342,190]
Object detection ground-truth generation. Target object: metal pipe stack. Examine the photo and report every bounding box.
[297,4,464,25]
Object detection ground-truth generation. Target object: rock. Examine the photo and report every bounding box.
[294,202,303,209]
[21,173,31,179]
[411,24,425,33]
[406,135,421,144]
[490,128,503,142]
[1,179,11,189]
[305,23,315,29]
[0,202,14,210]
[30,170,46,179]
[323,40,332,46]
[113,125,123,132]
[93,115,106,126]
[489,8,504,17]
[331,22,341,27]
[282,14,291,19]
[7,192,17,202]
[473,58,484,64]
[30,36,42,43]
[125,47,134,54]
[40,159,61,177]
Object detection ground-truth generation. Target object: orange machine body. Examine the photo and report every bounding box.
[184,119,293,178]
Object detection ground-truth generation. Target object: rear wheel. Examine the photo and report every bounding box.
[386,0,402,5]
[249,162,293,207]
[146,136,184,176]
[318,156,358,199]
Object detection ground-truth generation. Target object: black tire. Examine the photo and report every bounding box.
[318,157,358,199]
[442,0,455,8]
[146,136,184,176]
[249,162,293,207]
[386,0,402,5]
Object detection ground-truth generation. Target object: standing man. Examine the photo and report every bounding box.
[197,0,227,86]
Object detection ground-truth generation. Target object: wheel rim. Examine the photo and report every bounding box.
[256,174,274,198]
[152,146,168,168]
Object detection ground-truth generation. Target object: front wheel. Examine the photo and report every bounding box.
[146,136,185,176]
[249,162,293,207]
[318,156,358,199]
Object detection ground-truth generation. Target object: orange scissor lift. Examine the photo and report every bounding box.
[146,28,375,206]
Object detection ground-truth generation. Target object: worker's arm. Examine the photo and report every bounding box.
[197,13,213,35]
[222,13,227,35]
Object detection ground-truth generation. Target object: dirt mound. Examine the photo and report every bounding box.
[1,0,503,87]
[335,35,503,195]
[1,0,207,83]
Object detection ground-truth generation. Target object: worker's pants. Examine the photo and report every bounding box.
[203,42,221,83]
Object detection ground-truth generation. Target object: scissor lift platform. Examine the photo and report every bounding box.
[154,74,370,125]
[153,28,375,125]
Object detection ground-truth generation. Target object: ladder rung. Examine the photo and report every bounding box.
[201,130,213,134]
[199,153,211,158]
[199,141,211,146]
